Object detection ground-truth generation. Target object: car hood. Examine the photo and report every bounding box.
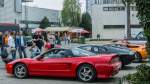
[8,58,33,64]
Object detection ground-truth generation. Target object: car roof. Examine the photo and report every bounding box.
[78,44,103,47]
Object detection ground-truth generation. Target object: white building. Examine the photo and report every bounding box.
[86,0,143,39]
[0,0,60,29]
[0,0,22,24]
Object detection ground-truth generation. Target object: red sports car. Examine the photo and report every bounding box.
[6,48,121,82]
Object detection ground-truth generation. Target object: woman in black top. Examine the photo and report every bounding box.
[32,33,44,51]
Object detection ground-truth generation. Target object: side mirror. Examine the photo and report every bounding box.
[36,56,43,61]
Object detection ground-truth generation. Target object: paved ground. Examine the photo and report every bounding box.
[0,42,149,84]
[0,63,142,84]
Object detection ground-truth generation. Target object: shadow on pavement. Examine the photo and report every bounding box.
[14,76,119,83]
[121,65,136,70]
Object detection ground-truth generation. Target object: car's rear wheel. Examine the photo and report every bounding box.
[14,63,28,79]
[135,52,142,63]
[77,64,96,82]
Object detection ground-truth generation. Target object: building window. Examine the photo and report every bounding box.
[0,0,4,7]
[95,0,97,4]
[15,0,22,13]
[99,0,103,4]
[103,6,125,11]
[103,0,122,4]
[103,7,109,11]
[103,0,107,4]
[130,25,141,28]
[104,25,125,29]
[130,6,137,11]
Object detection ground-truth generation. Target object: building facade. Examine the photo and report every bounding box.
[0,0,60,29]
[87,0,143,39]
[0,0,22,24]
[20,6,60,28]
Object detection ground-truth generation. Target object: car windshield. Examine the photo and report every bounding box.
[71,48,96,57]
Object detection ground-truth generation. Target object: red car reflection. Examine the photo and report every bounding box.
[6,48,121,82]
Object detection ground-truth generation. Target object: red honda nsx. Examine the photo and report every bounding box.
[6,48,121,82]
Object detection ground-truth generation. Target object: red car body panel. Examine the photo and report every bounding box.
[6,54,121,79]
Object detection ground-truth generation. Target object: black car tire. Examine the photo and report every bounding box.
[121,62,125,68]
[135,52,142,63]
[14,63,28,79]
[77,64,96,82]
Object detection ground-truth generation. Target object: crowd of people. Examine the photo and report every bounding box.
[0,31,71,63]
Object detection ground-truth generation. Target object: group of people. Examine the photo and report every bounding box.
[0,31,71,63]
[0,31,27,63]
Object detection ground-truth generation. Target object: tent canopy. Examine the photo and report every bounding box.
[32,28,45,33]
[69,29,89,33]
[45,27,72,32]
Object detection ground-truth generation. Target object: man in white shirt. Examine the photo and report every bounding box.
[8,32,16,60]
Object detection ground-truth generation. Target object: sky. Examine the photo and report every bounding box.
[28,0,86,12]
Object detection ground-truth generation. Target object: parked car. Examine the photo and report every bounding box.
[6,48,121,82]
[106,43,148,62]
[78,45,135,67]
[112,31,147,45]
[128,31,147,44]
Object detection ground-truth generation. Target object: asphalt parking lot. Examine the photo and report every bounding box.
[0,42,149,84]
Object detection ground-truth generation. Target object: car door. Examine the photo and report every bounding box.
[30,49,74,77]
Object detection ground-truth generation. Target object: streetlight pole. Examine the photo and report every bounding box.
[25,1,28,32]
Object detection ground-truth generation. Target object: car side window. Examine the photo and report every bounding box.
[91,46,99,53]
[57,50,72,58]
[72,49,89,57]
[42,49,64,59]
[43,51,60,59]
[80,46,92,51]
[99,47,107,54]
[136,32,146,40]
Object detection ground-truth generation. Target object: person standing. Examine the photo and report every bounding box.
[44,39,51,51]
[67,34,71,45]
[29,42,40,58]
[3,31,9,46]
[33,32,44,51]
[0,32,2,46]
[64,33,67,44]
[16,31,27,58]
[8,32,16,60]
[97,34,100,40]
[55,34,61,48]
[1,32,9,62]
[0,32,3,60]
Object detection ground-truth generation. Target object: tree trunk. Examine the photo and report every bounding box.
[126,3,131,39]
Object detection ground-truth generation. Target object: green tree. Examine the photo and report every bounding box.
[79,12,92,32]
[122,0,135,39]
[61,0,81,27]
[135,0,150,52]
[39,16,50,29]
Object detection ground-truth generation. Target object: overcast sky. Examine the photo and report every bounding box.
[28,0,86,12]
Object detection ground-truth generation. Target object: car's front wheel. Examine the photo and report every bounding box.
[14,63,28,79]
[77,64,96,82]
